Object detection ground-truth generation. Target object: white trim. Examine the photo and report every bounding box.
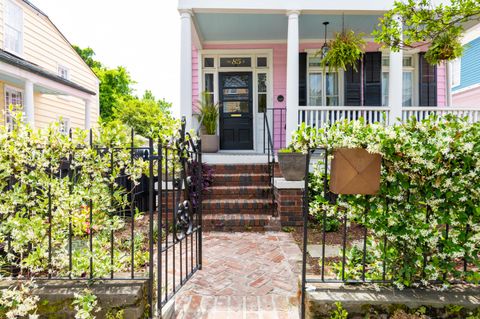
[461,23,480,45]
[3,0,24,57]
[198,49,274,151]
[451,82,480,95]
[178,0,393,12]
[451,58,461,88]
[0,60,94,100]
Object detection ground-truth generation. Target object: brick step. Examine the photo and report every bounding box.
[210,164,269,174]
[202,214,281,232]
[203,186,272,200]
[202,199,274,215]
[212,173,270,187]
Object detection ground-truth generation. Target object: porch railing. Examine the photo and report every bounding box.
[402,107,480,123]
[298,106,480,128]
[298,106,391,128]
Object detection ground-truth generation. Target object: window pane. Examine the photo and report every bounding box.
[403,71,413,106]
[204,74,214,93]
[257,57,268,68]
[258,94,267,113]
[309,73,322,105]
[204,58,214,68]
[325,73,338,106]
[403,57,413,67]
[309,56,322,67]
[382,72,389,106]
[258,73,267,93]
[223,101,249,113]
[382,57,389,67]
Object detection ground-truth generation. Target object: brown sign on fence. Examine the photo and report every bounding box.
[330,148,382,195]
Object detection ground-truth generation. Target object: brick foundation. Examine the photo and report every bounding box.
[274,179,304,227]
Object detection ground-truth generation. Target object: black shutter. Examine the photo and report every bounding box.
[344,60,362,106]
[363,52,382,106]
[299,52,307,106]
[419,53,437,106]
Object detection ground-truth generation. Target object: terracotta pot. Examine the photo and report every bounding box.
[330,148,382,195]
[201,135,219,153]
[277,152,308,181]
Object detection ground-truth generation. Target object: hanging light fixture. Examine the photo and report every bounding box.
[321,22,330,59]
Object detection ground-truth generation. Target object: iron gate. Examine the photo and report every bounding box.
[154,119,204,316]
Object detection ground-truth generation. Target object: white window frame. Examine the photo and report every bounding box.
[451,58,461,88]
[3,0,24,56]
[58,65,70,80]
[198,49,273,152]
[306,51,343,106]
[381,53,418,107]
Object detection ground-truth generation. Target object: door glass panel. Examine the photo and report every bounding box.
[222,74,250,88]
[309,73,322,106]
[258,94,267,113]
[223,101,249,113]
[223,88,249,100]
[258,73,267,93]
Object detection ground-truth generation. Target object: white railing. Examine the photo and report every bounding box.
[402,107,480,123]
[298,106,480,128]
[298,106,391,128]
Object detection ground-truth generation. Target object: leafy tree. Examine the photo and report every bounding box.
[96,66,135,121]
[142,90,172,113]
[114,97,178,141]
[72,45,103,69]
[374,0,480,64]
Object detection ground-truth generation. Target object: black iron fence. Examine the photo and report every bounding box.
[0,119,203,318]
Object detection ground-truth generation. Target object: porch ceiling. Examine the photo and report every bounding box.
[195,13,383,42]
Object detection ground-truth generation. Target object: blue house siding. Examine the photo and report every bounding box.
[453,36,480,92]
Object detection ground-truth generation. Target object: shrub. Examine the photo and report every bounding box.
[292,115,480,287]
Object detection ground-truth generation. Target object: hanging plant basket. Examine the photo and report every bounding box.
[320,30,366,72]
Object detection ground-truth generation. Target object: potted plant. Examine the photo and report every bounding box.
[197,92,219,153]
[277,148,308,181]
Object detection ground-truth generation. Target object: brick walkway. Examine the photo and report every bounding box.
[174,232,302,319]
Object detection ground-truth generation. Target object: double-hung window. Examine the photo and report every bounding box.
[5,86,24,128]
[307,55,339,106]
[4,0,23,55]
[382,56,415,106]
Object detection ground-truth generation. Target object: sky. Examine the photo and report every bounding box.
[32,0,182,117]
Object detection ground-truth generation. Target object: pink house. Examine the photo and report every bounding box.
[177,0,459,152]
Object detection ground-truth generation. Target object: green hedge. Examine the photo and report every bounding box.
[292,115,480,287]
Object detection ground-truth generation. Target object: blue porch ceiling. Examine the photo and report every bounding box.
[195,13,382,42]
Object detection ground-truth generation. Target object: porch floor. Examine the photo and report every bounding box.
[174,232,302,318]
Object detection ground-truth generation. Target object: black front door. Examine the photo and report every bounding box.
[219,72,253,150]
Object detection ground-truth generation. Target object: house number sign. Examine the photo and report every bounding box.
[220,57,252,68]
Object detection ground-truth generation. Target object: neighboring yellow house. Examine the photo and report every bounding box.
[0,0,99,131]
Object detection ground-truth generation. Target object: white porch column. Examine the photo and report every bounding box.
[84,99,92,130]
[24,80,35,126]
[286,10,300,145]
[388,16,403,125]
[180,9,193,131]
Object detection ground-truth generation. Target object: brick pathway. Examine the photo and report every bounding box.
[174,232,302,319]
